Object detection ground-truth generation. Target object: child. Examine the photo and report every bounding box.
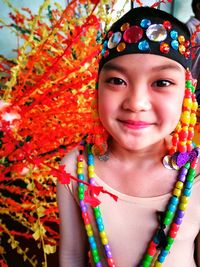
[57,6,200,267]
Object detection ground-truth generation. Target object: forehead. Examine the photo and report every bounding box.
[101,54,185,74]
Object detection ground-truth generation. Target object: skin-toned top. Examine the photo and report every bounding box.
[57,148,200,267]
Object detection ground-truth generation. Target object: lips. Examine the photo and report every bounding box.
[119,119,153,129]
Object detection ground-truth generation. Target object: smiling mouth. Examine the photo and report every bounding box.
[119,120,153,129]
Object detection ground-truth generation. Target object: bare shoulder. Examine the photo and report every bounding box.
[60,147,79,176]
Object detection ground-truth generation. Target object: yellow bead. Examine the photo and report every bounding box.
[179,203,187,211]
[173,188,181,197]
[102,237,108,245]
[181,111,190,124]
[182,126,189,131]
[99,231,106,238]
[192,102,198,110]
[77,168,83,174]
[89,171,95,177]
[178,35,185,43]
[85,224,92,231]
[183,98,192,108]
[155,262,162,267]
[179,44,186,54]
[190,114,197,125]
[180,141,186,146]
[88,165,94,172]
[176,181,184,189]
[181,196,189,204]
[87,230,93,237]
[78,162,84,168]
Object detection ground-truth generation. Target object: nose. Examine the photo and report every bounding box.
[122,84,152,112]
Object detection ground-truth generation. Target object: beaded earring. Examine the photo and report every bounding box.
[170,69,198,155]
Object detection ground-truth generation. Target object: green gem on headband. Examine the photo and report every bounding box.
[99,7,192,72]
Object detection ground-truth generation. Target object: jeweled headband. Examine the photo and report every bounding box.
[99,7,192,72]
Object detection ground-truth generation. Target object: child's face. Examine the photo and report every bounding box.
[98,54,185,151]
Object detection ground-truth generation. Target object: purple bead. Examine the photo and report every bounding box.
[176,152,189,167]
[80,200,85,207]
[178,173,186,182]
[177,210,185,218]
[81,205,87,212]
[106,251,112,258]
[179,167,188,176]
[96,263,102,267]
[175,217,183,225]
[105,244,111,252]
[90,178,96,185]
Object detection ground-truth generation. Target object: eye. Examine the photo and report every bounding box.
[106,77,126,86]
[153,80,174,87]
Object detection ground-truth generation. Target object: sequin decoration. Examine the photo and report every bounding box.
[123,26,143,43]
[140,19,151,28]
[170,30,178,40]
[178,35,185,44]
[146,24,167,42]
[171,40,179,50]
[179,44,186,55]
[121,22,130,32]
[117,42,126,52]
[163,20,172,30]
[160,42,170,54]
[108,32,122,49]
[138,40,150,51]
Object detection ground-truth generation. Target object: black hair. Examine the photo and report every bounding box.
[192,0,200,15]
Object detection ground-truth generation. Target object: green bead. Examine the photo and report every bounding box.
[166,210,174,219]
[167,236,174,245]
[142,260,151,267]
[186,80,192,88]
[184,162,190,169]
[78,187,84,194]
[94,207,101,218]
[165,243,172,251]
[144,254,153,262]
[187,174,195,182]
[91,248,98,257]
[93,254,100,263]
[188,168,196,176]
[78,193,84,200]
[163,217,172,226]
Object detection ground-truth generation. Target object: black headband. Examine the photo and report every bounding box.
[99,7,192,72]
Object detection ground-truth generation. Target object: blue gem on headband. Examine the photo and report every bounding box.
[170,30,178,40]
[140,19,151,28]
[138,40,150,51]
[171,40,179,50]
[108,32,122,49]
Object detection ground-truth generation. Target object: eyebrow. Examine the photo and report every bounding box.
[102,61,183,73]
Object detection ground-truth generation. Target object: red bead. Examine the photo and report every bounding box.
[160,42,170,54]
[78,155,84,161]
[185,49,191,59]
[179,130,188,141]
[107,258,115,266]
[108,31,113,37]
[104,50,109,58]
[147,246,156,256]
[171,223,180,231]
[178,144,187,153]
[123,26,143,43]
[172,135,179,146]
[163,20,172,30]
[188,130,194,140]
[185,89,192,97]
[169,229,177,238]
[184,40,190,48]
[187,143,193,152]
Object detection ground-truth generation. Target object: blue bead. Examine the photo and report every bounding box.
[170,30,178,40]
[98,224,104,232]
[171,40,179,50]
[78,174,84,180]
[158,255,166,263]
[96,217,103,225]
[183,188,191,196]
[89,236,95,244]
[160,250,168,257]
[138,40,150,51]
[170,196,179,206]
[140,19,151,28]
[185,181,193,189]
[168,203,176,212]
[91,242,97,250]
[103,40,108,48]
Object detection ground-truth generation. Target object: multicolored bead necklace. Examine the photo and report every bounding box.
[77,143,200,267]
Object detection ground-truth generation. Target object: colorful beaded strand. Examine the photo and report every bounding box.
[140,148,200,267]
[170,70,197,155]
[77,144,103,267]
[87,144,116,267]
